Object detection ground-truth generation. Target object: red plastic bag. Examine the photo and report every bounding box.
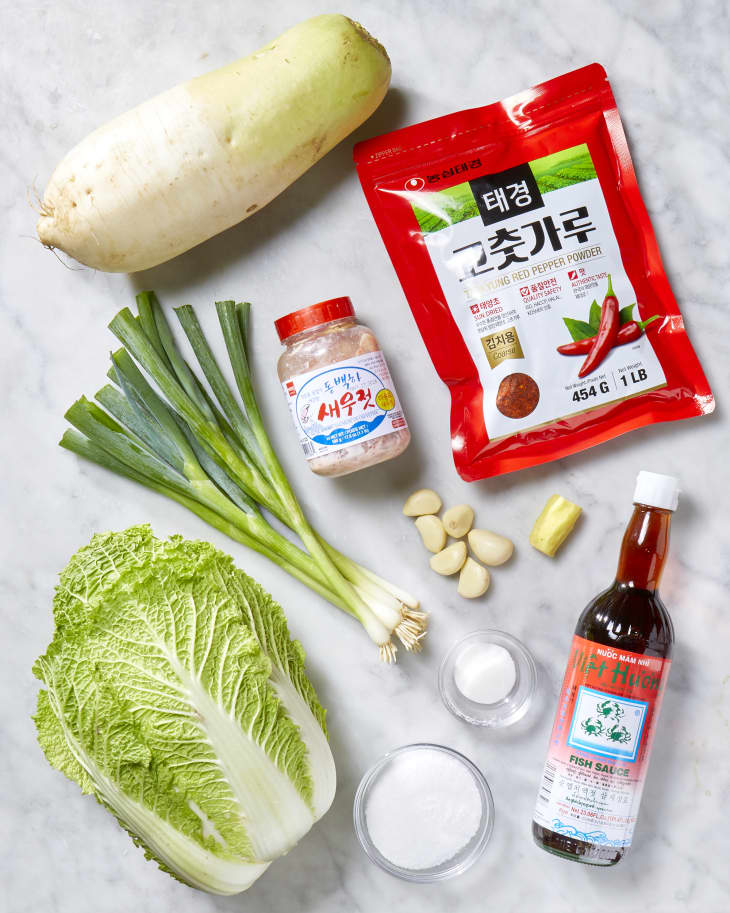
[353,64,714,481]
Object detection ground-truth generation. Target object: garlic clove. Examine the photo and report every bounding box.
[415,515,447,553]
[467,528,514,566]
[403,488,442,517]
[429,541,468,576]
[442,504,475,539]
[458,557,491,598]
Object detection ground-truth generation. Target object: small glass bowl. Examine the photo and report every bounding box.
[439,630,536,728]
[353,742,494,882]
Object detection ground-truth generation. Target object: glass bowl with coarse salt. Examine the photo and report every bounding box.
[353,743,494,882]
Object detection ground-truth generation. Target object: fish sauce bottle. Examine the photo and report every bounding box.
[532,471,678,865]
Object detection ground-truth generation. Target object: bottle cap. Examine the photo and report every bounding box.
[275,297,355,342]
[633,471,680,511]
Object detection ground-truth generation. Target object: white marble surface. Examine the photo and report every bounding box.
[3,1,729,911]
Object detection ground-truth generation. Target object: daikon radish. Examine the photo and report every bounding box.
[37,14,390,273]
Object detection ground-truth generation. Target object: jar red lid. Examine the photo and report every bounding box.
[275,296,355,342]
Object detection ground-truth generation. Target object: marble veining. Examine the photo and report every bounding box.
[2,1,729,911]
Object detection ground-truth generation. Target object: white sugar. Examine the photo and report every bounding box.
[364,748,482,870]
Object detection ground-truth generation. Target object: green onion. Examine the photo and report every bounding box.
[60,292,425,661]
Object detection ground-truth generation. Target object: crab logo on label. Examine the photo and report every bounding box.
[567,686,647,762]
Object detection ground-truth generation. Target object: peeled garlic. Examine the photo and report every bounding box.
[415,515,447,553]
[468,529,514,566]
[429,541,468,576]
[403,488,442,517]
[458,557,490,598]
[442,504,474,539]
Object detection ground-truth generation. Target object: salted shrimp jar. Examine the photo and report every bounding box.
[275,297,410,477]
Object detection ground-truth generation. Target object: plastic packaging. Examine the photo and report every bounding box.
[354,64,714,481]
[275,297,410,476]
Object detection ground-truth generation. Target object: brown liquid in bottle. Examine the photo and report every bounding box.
[532,501,674,865]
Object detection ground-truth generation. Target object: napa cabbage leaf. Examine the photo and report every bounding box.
[33,525,336,895]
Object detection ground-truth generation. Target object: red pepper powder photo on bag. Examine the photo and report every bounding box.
[354,64,714,481]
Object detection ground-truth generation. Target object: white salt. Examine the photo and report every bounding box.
[454,642,516,704]
[365,748,482,870]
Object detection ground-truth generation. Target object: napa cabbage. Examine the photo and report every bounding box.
[33,525,336,895]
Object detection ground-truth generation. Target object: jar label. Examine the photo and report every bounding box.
[532,634,671,848]
[282,350,407,460]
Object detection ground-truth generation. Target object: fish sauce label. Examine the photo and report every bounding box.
[282,351,407,460]
[533,634,671,848]
[414,144,667,440]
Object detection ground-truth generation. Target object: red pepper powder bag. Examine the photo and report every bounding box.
[353,64,714,481]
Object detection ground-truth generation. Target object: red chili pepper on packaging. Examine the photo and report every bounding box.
[578,275,619,377]
[558,320,642,355]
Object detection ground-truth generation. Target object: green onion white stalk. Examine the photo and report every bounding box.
[61,293,425,661]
